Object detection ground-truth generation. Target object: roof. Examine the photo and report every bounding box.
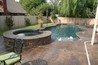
[0,0,26,14]
[7,0,26,14]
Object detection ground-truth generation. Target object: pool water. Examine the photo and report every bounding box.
[17,32,41,36]
[46,24,82,41]
[14,30,42,36]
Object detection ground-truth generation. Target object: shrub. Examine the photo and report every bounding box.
[6,16,14,30]
[50,12,57,19]
[25,18,31,26]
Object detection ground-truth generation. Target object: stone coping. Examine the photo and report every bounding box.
[3,28,51,40]
[3,23,61,40]
[3,23,84,40]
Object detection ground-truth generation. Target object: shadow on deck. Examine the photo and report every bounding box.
[22,58,48,65]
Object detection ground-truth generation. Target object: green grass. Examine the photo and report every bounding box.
[0,30,7,36]
[24,23,55,29]
[0,23,55,36]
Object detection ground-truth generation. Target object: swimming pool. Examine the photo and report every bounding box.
[45,24,82,41]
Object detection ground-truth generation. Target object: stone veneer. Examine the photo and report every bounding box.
[3,29,51,48]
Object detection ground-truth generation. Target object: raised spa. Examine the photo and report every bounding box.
[13,29,42,36]
[3,29,51,48]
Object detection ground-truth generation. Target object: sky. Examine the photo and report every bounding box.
[15,0,20,2]
[47,0,50,3]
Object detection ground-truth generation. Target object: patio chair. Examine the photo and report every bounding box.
[0,39,23,65]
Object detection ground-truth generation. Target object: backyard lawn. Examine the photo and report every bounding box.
[0,30,7,36]
[24,23,55,29]
[0,23,55,36]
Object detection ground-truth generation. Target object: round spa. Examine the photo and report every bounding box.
[3,29,51,48]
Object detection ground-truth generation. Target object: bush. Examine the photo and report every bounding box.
[6,16,14,30]
[25,18,31,26]
[50,12,57,19]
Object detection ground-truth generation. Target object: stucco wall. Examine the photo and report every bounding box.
[58,17,96,25]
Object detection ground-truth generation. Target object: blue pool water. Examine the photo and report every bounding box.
[46,24,82,41]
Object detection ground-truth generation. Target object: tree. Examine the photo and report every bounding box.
[47,0,61,19]
[6,16,14,30]
[20,0,31,13]
[36,3,52,16]
[58,0,97,18]
[20,0,46,14]
[25,18,31,26]
[49,0,61,6]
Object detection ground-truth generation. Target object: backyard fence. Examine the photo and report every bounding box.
[58,17,96,25]
[0,16,50,30]
[0,16,37,30]
[0,16,96,30]
[0,16,7,30]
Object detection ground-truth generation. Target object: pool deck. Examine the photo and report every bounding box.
[22,41,87,65]
[0,26,98,65]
